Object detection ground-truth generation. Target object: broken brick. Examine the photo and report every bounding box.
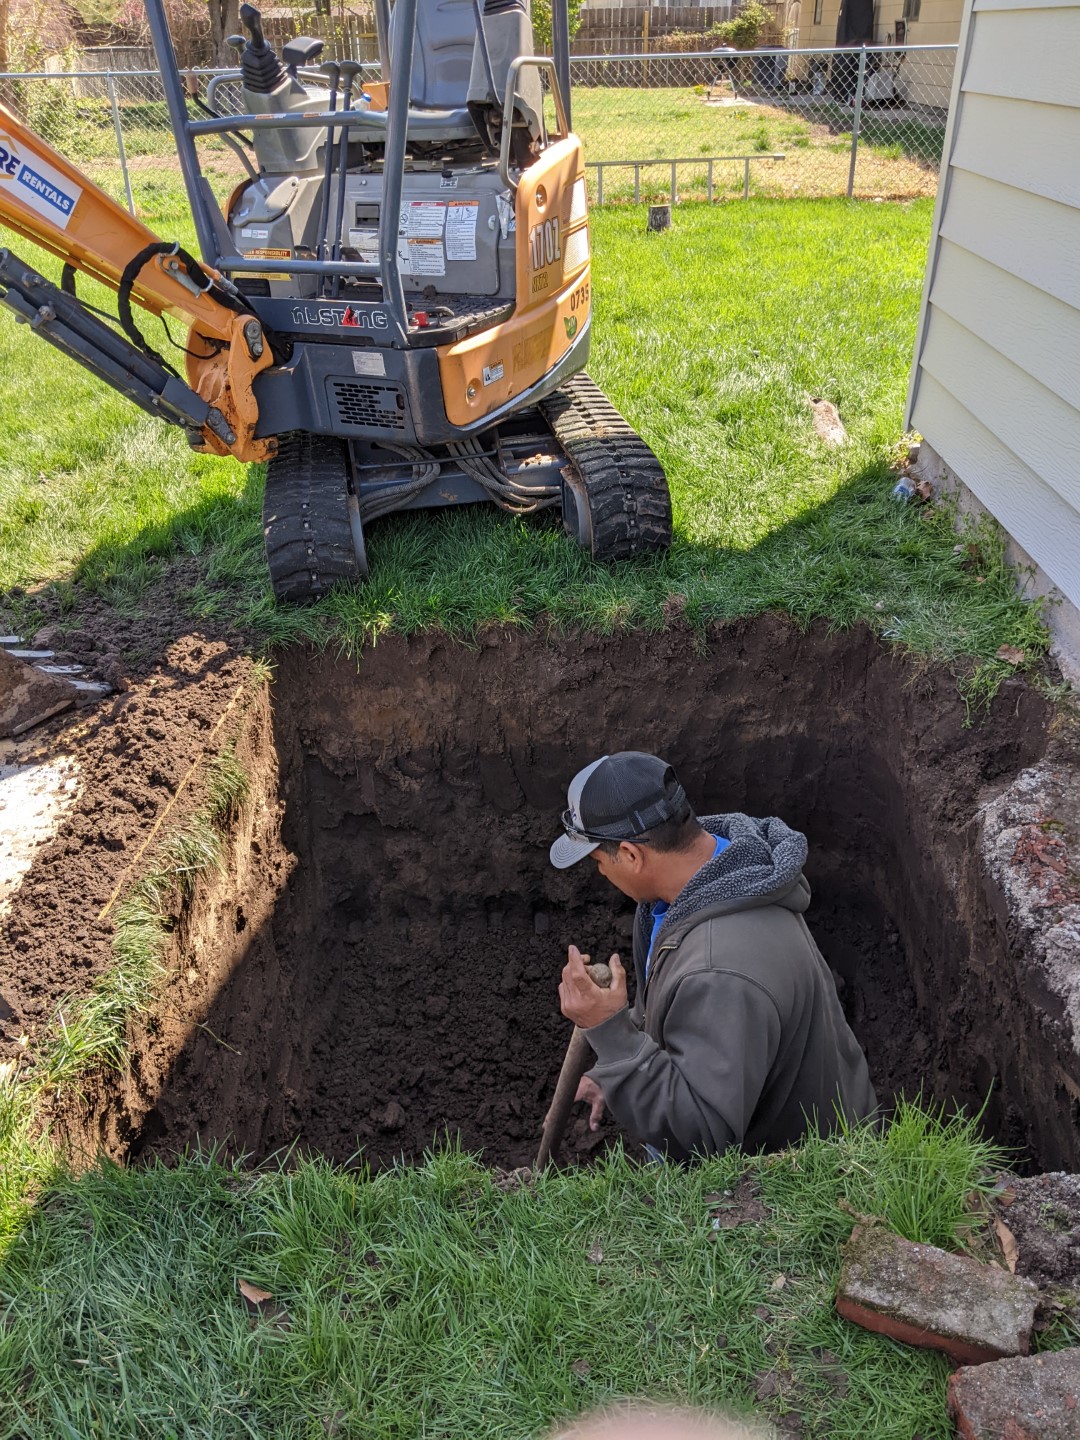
[948,1348,1080,1439]
[836,1224,1039,1366]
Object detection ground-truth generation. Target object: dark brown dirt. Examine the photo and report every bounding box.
[8,614,1080,1175]
[0,634,254,1061]
[87,616,1079,1175]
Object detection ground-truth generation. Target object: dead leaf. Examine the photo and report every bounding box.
[771,1273,788,1290]
[238,1279,273,1306]
[238,1278,291,1330]
[571,1358,591,1378]
[586,1241,604,1265]
[994,1217,1020,1273]
[996,644,1026,666]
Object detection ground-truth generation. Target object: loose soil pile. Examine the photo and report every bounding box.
[5,616,1077,1174]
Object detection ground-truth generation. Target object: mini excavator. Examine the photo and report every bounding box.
[0,0,671,601]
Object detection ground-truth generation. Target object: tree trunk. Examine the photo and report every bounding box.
[0,0,11,74]
[209,0,242,66]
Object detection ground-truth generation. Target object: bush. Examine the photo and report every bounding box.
[710,1,773,50]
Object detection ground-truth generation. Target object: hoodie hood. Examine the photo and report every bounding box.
[654,812,809,942]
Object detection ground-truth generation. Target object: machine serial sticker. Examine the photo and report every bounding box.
[0,135,81,231]
[482,362,504,386]
[439,175,459,190]
[445,200,478,262]
[348,227,380,263]
[352,350,387,377]
[241,226,270,239]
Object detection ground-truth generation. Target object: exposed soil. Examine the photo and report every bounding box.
[997,1173,1080,1295]
[0,633,254,1058]
[6,615,1079,1175]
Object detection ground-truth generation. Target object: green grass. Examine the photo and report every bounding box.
[0,1103,1051,1440]
[0,197,1048,681]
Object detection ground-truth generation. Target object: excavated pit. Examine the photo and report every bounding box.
[121,619,1080,1173]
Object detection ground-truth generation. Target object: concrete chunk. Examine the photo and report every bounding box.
[0,646,76,738]
[948,1349,1080,1439]
[837,1224,1040,1366]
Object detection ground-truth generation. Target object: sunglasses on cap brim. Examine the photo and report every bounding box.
[560,809,658,846]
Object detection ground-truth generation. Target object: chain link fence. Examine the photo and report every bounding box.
[0,43,954,220]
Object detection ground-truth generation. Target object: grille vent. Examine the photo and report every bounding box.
[330,379,406,431]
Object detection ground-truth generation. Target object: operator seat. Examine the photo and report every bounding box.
[388,0,478,109]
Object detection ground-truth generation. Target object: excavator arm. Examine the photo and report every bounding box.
[0,101,276,461]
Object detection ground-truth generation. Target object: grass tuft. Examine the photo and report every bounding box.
[204,747,251,826]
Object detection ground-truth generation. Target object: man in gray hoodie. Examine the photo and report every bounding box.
[549,751,877,1162]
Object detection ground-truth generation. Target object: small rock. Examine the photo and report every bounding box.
[31,625,62,649]
[948,1348,1080,1439]
[570,1358,591,1379]
[809,396,848,447]
[533,910,550,936]
[837,1223,1039,1365]
[424,994,449,1018]
[379,1101,406,1132]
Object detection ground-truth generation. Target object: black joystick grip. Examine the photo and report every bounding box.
[238,4,287,93]
[240,5,267,48]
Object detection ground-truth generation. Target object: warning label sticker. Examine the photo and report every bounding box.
[399,201,446,239]
[445,200,478,262]
[397,238,446,277]
[246,247,291,259]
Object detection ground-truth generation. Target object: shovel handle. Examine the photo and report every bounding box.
[534,962,611,1171]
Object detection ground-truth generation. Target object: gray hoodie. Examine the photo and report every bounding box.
[585,813,878,1162]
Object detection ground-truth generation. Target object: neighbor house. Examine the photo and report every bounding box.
[906,0,1080,674]
[789,0,964,47]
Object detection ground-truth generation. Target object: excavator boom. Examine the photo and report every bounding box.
[0,101,274,460]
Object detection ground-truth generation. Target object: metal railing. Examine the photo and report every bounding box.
[0,42,956,217]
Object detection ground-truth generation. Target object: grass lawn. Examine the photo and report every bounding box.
[4,1104,1068,1440]
[0,186,1065,1434]
[0,196,1047,686]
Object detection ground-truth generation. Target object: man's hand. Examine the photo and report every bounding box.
[575,1075,607,1132]
[559,945,627,1029]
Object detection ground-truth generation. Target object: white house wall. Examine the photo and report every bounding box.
[907,0,1080,609]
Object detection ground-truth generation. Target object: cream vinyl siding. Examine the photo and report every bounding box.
[907,0,1080,607]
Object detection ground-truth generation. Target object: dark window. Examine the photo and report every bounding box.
[903,0,921,19]
[814,0,824,21]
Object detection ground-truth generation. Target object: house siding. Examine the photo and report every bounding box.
[907,0,1080,609]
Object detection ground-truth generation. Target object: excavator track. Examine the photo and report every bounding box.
[263,431,366,604]
[540,373,672,561]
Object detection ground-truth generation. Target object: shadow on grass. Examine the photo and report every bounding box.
[15,441,1044,685]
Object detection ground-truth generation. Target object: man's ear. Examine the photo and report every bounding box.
[621,841,647,870]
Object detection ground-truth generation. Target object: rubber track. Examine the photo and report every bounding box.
[263,431,360,603]
[539,372,672,561]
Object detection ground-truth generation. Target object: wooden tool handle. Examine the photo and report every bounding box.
[534,962,612,1171]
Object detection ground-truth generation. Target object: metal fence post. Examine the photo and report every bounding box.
[107,74,136,216]
[846,47,868,199]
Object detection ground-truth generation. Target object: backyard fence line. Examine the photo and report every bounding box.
[0,43,957,215]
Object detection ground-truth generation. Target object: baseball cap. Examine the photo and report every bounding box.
[549,751,689,870]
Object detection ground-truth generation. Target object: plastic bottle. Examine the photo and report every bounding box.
[892,476,915,502]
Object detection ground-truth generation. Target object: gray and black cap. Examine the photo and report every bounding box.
[549,751,689,869]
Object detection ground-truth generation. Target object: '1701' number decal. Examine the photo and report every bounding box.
[529,217,561,271]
